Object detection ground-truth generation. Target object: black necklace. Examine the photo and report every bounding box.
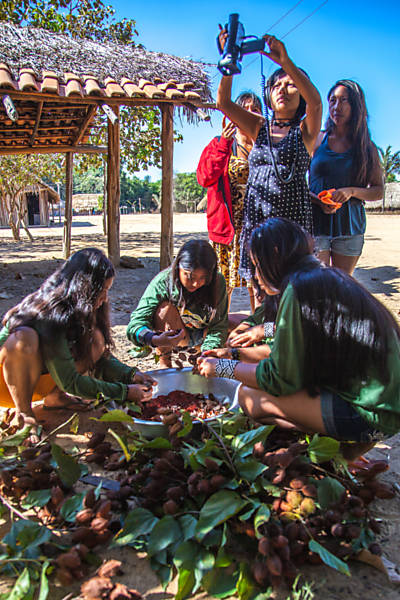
[272,119,295,128]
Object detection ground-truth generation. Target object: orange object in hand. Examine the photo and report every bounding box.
[318,189,341,209]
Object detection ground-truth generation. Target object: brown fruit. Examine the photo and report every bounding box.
[56,550,81,570]
[277,544,290,562]
[345,524,361,540]
[301,484,317,498]
[252,560,269,586]
[96,500,112,519]
[289,477,307,490]
[289,540,305,557]
[272,535,289,549]
[51,485,64,508]
[72,527,92,543]
[350,506,365,519]
[81,576,114,599]
[75,508,94,524]
[166,486,184,501]
[368,518,381,534]
[56,567,73,585]
[266,554,282,577]
[197,479,211,495]
[270,575,282,589]
[358,486,375,504]
[285,522,300,541]
[95,529,113,544]
[97,559,123,578]
[169,422,183,436]
[286,491,302,508]
[258,536,270,556]
[87,432,106,449]
[347,494,364,508]
[21,448,38,460]
[368,543,382,555]
[262,451,276,466]
[272,468,286,485]
[91,517,109,533]
[288,442,304,456]
[163,500,179,515]
[83,489,96,508]
[374,482,396,499]
[253,441,265,459]
[299,498,316,516]
[282,560,298,583]
[266,522,282,538]
[188,472,201,485]
[210,474,226,490]
[162,413,179,426]
[330,523,344,538]
[204,457,219,471]
[276,452,294,469]
[74,544,89,560]
[110,582,134,600]
[14,476,34,490]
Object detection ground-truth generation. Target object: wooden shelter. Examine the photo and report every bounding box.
[0,22,213,267]
[0,180,60,227]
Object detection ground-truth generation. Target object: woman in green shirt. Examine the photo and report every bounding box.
[0,248,155,437]
[127,240,228,368]
[198,218,400,446]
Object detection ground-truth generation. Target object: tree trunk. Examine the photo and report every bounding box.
[63,152,73,259]
[5,194,20,241]
[160,103,174,269]
[107,107,120,266]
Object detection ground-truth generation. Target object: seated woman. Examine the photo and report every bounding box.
[127,240,228,368]
[198,218,400,455]
[0,248,155,438]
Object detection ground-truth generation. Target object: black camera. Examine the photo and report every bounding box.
[217,14,266,76]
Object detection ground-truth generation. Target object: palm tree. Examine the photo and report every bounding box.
[378,146,400,211]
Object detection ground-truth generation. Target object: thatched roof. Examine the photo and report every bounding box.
[0,22,212,102]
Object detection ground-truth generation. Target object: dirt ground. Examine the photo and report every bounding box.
[0,213,400,599]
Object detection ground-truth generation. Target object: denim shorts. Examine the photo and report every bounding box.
[315,234,364,257]
[186,327,205,348]
[320,390,382,442]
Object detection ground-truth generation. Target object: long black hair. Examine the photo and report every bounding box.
[4,248,115,363]
[266,68,309,123]
[250,218,400,395]
[325,79,381,186]
[170,239,218,314]
[235,91,263,114]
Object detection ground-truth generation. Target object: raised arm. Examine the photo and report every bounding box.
[216,76,265,142]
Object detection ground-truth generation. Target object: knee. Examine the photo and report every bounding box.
[154,301,175,322]
[4,327,40,358]
[238,385,256,416]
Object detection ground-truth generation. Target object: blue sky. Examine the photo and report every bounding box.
[113,0,400,180]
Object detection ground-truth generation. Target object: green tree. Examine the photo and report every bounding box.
[377,145,400,211]
[173,172,205,213]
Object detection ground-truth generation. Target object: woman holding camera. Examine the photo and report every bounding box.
[216,33,322,282]
[309,79,383,275]
[197,92,262,312]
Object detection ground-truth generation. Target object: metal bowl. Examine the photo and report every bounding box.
[127,367,240,439]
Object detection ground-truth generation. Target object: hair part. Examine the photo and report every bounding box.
[325,79,381,186]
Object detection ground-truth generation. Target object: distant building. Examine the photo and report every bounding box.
[0,182,60,227]
[366,182,400,211]
[72,193,101,214]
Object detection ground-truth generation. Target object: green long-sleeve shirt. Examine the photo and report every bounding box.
[243,304,265,327]
[0,324,134,402]
[256,284,400,436]
[127,268,228,351]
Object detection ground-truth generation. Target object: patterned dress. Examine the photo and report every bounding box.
[212,153,249,289]
[239,123,313,281]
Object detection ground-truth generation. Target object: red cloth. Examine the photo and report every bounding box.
[196,136,235,245]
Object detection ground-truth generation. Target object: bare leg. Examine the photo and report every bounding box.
[238,385,326,434]
[227,287,233,311]
[331,252,360,276]
[153,301,188,368]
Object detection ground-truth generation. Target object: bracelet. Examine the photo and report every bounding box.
[264,321,275,339]
[130,366,138,382]
[215,359,239,379]
[231,347,240,361]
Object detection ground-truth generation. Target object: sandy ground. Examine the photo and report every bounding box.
[0,213,400,599]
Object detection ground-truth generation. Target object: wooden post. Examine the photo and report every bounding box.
[106,106,120,265]
[63,151,73,259]
[160,103,174,270]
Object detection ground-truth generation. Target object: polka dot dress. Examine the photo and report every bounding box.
[239,123,313,281]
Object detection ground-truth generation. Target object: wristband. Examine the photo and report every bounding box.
[231,347,240,361]
[264,321,275,339]
[215,359,239,379]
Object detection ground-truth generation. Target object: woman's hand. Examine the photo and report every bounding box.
[152,329,186,348]
[229,325,265,347]
[133,370,157,388]
[222,116,236,140]
[127,384,153,403]
[261,35,289,67]
[332,187,354,204]
[202,348,231,359]
[321,203,339,215]
[197,356,217,378]
[218,25,228,52]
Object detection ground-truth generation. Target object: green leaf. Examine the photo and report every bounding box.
[174,541,200,570]
[114,508,159,545]
[317,477,346,510]
[69,413,80,434]
[143,438,172,450]
[51,444,81,488]
[94,409,134,423]
[7,567,31,600]
[235,457,267,482]
[239,500,261,522]
[20,489,51,510]
[236,562,256,600]
[4,519,52,553]
[308,435,340,463]
[38,561,50,600]
[254,505,271,539]
[176,568,195,600]
[202,567,239,598]
[178,411,193,438]
[108,428,131,462]
[0,426,32,447]
[231,426,274,457]
[195,490,248,541]
[147,516,182,556]
[215,547,232,568]
[309,539,351,576]
[178,515,198,541]
[59,493,85,522]
[150,559,173,590]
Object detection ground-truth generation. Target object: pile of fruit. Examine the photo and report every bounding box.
[136,390,227,421]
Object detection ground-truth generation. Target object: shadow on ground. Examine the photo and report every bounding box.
[354,265,400,295]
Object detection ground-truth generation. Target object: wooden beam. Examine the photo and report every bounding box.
[160,103,174,270]
[72,104,98,146]
[0,144,107,156]
[106,105,120,266]
[30,100,43,145]
[63,152,73,259]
